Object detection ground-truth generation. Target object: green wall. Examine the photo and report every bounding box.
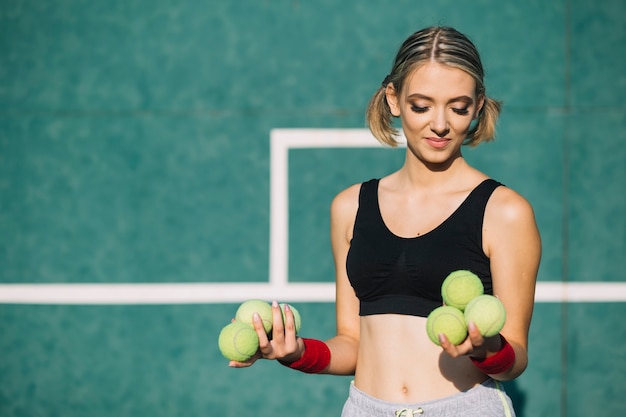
[1,1,625,416]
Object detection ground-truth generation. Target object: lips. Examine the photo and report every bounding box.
[425,137,451,149]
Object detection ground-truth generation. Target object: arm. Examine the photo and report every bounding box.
[440,186,541,380]
[485,186,541,379]
[323,185,362,375]
[270,185,362,375]
[229,185,362,376]
[276,185,361,375]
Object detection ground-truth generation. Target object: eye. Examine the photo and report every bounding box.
[410,105,429,113]
[452,107,469,115]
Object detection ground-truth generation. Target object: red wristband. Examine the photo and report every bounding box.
[470,335,515,375]
[279,338,331,374]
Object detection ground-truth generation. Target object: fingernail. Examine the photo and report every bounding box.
[253,313,260,322]
[272,300,278,307]
[468,321,477,331]
[284,303,291,311]
[438,334,446,344]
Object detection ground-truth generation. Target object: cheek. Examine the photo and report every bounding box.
[401,119,426,135]
[450,117,474,133]
[399,112,429,130]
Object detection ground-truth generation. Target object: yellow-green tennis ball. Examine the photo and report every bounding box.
[235,299,273,333]
[279,303,302,334]
[218,321,259,362]
[464,295,506,337]
[426,306,468,346]
[441,270,484,311]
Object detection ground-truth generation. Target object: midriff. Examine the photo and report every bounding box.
[354,314,487,403]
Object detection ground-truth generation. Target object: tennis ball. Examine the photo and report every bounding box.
[464,295,506,337]
[279,303,302,334]
[218,321,259,362]
[426,305,468,346]
[235,299,273,333]
[441,270,484,311]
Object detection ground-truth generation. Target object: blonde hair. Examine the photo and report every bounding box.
[366,26,502,147]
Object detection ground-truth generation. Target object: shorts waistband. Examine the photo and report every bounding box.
[345,378,507,417]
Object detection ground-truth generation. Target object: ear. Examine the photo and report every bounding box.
[385,83,401,117]
[474,95,485,119]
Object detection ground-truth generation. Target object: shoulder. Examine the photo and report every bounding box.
[483,184,541,257]
[331,182,362,218]
[330,182,364,243]
[486,184,537,226]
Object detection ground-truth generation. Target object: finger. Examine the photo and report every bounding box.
[252,312,271,355]
[228,351,261,368]
[462,321,490,359]
[467,321,485,347]
[228,360,253,368]
[282,304,296,335]
[440,331,480,358]
[438,334,461,358]
[281,304,299,351]
[270,300,285,343]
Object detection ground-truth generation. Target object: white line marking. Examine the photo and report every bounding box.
[0,283,335,304]
[0,282,625,304]
[269,129,403,288]
[533,282,626,302]
[3,129,623,305]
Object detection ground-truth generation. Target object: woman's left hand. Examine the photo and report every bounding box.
[437,321,502,360]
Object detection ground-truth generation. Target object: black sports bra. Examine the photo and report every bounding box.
[346,178,501,317]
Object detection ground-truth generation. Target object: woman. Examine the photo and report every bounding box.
[231,26,541,417]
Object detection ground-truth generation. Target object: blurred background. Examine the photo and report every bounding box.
[1,1,625,416]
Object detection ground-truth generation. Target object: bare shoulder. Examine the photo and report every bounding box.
[330,183,362,242]
[483,184,541,259]
[331,183,361,217]
[486,184,537,225]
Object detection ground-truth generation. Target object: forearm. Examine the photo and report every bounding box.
[280,334,358,376]
[490,339,528,381]
[324,335,359,375]
[476,336,528,381]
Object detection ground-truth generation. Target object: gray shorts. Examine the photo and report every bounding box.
[341,378,516,417]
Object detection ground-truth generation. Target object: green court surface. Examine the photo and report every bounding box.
[1,1,625,416]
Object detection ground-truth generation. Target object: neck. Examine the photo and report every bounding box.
[399,152,468,188]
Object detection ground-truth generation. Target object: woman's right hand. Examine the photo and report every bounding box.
[228,301,304,368]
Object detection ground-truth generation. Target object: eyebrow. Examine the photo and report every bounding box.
[407,93,474,105]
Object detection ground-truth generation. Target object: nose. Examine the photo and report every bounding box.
[430,109,450,137]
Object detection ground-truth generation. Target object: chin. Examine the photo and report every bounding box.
[422,152,460,168]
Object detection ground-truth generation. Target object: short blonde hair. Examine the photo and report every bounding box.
[366,26,501,147]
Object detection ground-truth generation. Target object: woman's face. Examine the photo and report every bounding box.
[386,61,483,166]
